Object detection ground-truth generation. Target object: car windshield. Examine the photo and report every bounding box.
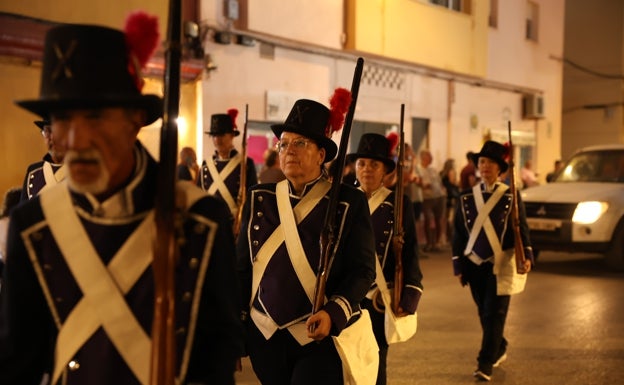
[555,149,624,183]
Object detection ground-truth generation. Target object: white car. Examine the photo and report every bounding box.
[521,144,624,269]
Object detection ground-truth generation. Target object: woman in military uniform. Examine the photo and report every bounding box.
[236,97,376,385]
[349,133,424,385]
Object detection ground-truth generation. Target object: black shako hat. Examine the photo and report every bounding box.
[271,99,338,163]
[15,24,162,125]
[206,110,240,136]
[472,140,509,173]
[347,133,396,173]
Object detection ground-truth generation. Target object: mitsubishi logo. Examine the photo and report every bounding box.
[536,205,547,216]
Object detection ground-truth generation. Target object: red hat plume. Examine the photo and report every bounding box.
[227,108,239,129]
[386,132,399,155]
[326,88,352,137]
[124,11,160,91]
[502,141,511,161]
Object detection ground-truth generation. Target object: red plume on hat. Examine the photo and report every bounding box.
[502,141,511,161]
[227,108,239,129]
[386,132,399,155]
[124,11,159,91]
[326,88,352,137]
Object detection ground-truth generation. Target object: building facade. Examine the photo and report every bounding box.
[0,0,564,194]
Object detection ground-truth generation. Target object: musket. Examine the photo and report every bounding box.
[507,121,530,274]
[391,104,406,315]
[234,104,249,237]
[310,57,364,330]
[151,0,181,383]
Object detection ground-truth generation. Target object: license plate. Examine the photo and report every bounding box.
[527,218,561,231]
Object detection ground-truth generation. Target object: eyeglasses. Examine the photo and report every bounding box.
[276,138,313,153]
[41,127,52,138]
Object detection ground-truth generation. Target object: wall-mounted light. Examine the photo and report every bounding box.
[204,54,217,73]
[183,21,205,59]
[236,34,255,47]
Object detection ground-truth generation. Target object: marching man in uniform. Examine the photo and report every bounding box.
[0,15,244,385]
[236,95,377,385]
[452,140,533,382]
[20,120,67,200]
[197,109,257,217]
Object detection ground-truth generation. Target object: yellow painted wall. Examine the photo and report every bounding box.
[346,0,489,76]
[0,1,200,196]
[0,62,45,196]
[0,1,167,34]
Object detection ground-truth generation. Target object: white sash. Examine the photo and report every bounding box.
[40,186,153,385]
[40,162,66,194]
[276,181,319,303]
[206,155,241,214]
[373,255,417,344]
[368,188,417,343]
[366,187,392,215]
[249,180,330,343]
[250,180,331,305]
[463,184,508,260]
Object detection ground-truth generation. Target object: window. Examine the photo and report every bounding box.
[489,0,498,28]
[428,0,471,14]
[526,1,539,42]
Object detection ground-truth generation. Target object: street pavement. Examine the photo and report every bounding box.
[235,248,624,384]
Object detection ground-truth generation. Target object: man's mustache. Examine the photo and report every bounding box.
[65,150,102,165]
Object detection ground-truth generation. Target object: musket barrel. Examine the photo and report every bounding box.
[151,0,181,383]
[311,58,364,319]
[234,104,249,237]
[507,121,529,274]
[392,104,405,314]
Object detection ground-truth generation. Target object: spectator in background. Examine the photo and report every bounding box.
[520,159,539,188]
[440,158,460,246]
[460,151,478,191]
[176,146,199,182]
[546,160,564,182]
[381,137,426,256]
[342,157,357,186]
[404,144,425,253]
[418,149,446,252]
[258,148,286,183]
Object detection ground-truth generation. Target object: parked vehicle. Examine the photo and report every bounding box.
[521,144,624,269]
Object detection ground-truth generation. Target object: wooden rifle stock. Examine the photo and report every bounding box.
[391,104,406,315]
[151,0,181,383]
[234,104,249,237]
[507,121,530,274]
[310,58,364,328]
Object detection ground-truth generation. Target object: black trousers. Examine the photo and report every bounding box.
[361,298,389,385]
[246,320,344,385]
[464,261,510,369]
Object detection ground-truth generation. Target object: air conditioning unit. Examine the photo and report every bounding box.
[522,94,544,119]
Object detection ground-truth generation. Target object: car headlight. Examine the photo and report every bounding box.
[572,201,608,224]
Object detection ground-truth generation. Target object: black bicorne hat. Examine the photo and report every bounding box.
[347,133,396,173]
[270,99,338,163]
[472,140,509,173]
[15,24,162,125]
[34,120,50,131]
[206,112,240,136]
